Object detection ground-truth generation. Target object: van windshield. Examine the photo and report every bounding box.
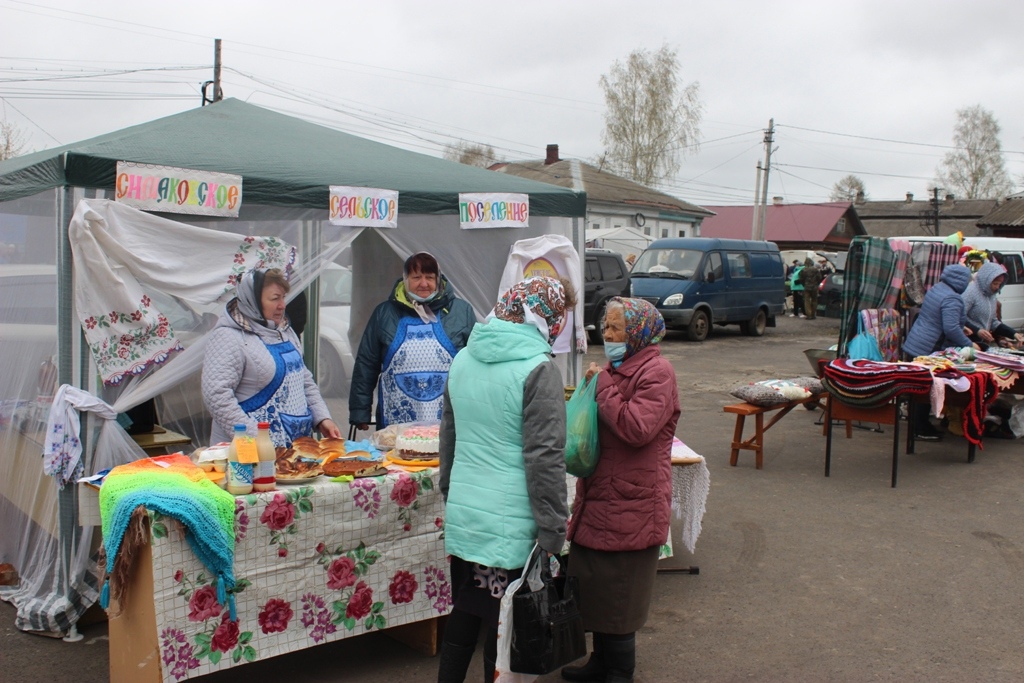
[632,249,701,279]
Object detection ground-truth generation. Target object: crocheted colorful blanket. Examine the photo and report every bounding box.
[822,359,933,408]
[99,454,237,618]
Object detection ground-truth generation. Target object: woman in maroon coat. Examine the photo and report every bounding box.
[564,297,680,683]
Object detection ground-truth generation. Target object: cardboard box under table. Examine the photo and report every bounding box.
[102,470,450,683]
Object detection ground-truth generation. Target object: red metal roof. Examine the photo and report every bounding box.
[700,202,854,242]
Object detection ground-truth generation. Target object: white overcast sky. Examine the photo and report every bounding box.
[2,0,1023,206]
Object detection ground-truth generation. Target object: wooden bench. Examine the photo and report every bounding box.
[724,393,825,469]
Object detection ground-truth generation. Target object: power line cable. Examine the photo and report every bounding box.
[0,95,61,144]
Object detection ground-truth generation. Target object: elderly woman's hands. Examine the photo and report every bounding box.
[317,419,342,439]
[585,362,602,383]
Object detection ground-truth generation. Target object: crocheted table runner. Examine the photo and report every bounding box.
[99,454,238,619]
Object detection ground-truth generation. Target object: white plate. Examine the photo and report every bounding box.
[275,475,323,485]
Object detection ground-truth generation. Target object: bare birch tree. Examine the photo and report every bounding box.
[830,175,866,202]
[935,105,1013,199]
[599,45,703,186]
[442,141,500,168]
[0,119,28,161]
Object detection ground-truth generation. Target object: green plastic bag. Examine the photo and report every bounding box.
[565,377,600,477]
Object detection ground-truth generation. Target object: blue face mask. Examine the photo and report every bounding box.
[604,341,627,363]
[408,289,439,304]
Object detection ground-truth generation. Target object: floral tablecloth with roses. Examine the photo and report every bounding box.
[150,470,449,682]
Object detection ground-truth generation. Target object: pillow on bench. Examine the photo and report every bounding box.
[730,377,823,407]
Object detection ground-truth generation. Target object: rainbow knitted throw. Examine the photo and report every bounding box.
[99,454,238,619]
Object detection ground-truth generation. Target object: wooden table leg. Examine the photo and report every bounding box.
[754,412,765,469]
[730,414,745,466]
[385,615,445,657]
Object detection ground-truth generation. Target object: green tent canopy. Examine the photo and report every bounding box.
[0,98,586,217]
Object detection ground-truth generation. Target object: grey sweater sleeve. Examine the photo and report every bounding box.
[522,361,568,554]
[202,328,256,439]
[438,383,456,503]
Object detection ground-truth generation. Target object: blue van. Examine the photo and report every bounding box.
[630,237,786,341]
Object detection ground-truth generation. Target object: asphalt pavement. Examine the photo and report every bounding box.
[4,313,1024,682]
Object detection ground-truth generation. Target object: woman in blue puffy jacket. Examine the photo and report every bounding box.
[903,264,978,359]
[902,263,979,439]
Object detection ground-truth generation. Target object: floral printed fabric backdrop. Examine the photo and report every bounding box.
[150,470,450,682]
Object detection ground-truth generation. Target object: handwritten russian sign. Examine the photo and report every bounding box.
[329,186,398,228]
[115,162,242,217]
[458,193,529,229]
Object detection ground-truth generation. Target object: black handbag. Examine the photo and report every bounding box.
[509,546,587,675]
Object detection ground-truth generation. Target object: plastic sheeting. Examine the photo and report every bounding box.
[0,189,582,635]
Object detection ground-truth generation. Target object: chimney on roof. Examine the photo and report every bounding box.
[945,193,955,204]
[772,196,783,206]
[905,192,914,202]
[545,144,560,165]
[855,190,865,204]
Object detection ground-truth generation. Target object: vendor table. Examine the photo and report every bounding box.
[105,453,710,683]
[108,469,449,683]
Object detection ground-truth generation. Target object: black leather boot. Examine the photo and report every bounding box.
[437,641,475,682]
[561,632,605,682]
[603,633,635,683]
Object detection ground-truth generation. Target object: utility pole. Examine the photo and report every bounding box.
[751,162,763,240]
[213,38,223,102]
[757,118,775,241]
[201,39,223,106]
[930,186,941,236]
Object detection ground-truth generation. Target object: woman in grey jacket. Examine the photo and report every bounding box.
[202,268,341,447]
[962,261,1024,350]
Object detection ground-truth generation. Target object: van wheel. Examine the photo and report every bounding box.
[687,310,710,342]
[743,309,767,336]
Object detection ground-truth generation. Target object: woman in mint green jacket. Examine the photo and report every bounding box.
[437,276,574,683]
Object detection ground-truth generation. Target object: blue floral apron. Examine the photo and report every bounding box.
[378,317,457,427]
[240,341,313,447]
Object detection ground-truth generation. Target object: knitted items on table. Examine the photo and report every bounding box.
[99,454,238,619]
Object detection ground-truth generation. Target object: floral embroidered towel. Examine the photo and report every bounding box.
[69,199,296,385]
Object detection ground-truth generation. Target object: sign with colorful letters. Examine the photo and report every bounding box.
[329,186,399,228]
[115,162,242,217]
[458,193,529,229]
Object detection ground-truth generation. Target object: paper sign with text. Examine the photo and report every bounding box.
[115,162,242,217]
[458,193,529,229]
[329,186,399,228]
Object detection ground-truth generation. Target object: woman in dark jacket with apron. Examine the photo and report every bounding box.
[349,252,476,430]
[565,297,680,683]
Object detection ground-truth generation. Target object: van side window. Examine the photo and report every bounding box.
[703,252,724,281]
[727,252,751,278]
[585,258,601,283]
[599,256,623,280]
[749,253,771,277]
[1002,254,1024,285]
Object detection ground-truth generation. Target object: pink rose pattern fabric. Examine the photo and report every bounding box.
[153,470,447,682]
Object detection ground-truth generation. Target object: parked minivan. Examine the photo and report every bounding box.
[906,236,1024,330]
[630,237,786,341]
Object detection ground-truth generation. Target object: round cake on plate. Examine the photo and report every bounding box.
[396,424,440,457]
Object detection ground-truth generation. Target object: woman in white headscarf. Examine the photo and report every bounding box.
[202,267,341,447]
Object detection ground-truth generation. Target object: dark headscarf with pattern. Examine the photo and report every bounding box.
[610,296,666,358]
[493,276,567,346]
